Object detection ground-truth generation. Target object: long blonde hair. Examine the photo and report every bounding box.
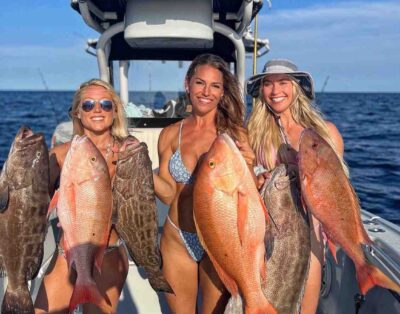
[70,79,129,140]
[247,78,349,175]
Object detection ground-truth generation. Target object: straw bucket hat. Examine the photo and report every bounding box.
[246,59,315,100]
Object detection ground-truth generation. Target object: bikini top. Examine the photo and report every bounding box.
[168,121,195,184]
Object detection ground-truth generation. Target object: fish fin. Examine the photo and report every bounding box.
[0,183,9,213]
[258,193,269,222]
[146,269,174,294]
[2,284,34,313]
[62,238,73,271]
[47,189,59,219]
[69,279,112,314]
[356,262,400,295]
[94,247,106,275]
[237,187,248,246]
[207,252,239,296]
[0,256,6,277]
[348,184,373,244]
[327,239,338,264]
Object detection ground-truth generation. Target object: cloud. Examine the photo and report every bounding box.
[254,1,400,91]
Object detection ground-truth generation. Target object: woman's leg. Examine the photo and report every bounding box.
[199,255,229,314]
[34,251,74,314]
[83,244,129,313]
[161,220,199,314]
[301,215,324,314]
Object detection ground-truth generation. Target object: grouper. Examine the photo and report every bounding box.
[112,136,173,293]
[0,126,50,314]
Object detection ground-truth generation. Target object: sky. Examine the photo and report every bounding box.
[0,0,399,92]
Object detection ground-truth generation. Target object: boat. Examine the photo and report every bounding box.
[1,1,399,313]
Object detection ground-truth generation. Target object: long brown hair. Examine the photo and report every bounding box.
[186,54,246,141]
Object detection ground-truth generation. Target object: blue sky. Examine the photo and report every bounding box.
[0,0,399,92]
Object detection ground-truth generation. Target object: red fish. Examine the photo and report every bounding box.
[193,134,277,314]
[298,128,400,295]
[51,135,113,313]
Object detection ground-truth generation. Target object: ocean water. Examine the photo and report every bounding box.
[0,91,399,225]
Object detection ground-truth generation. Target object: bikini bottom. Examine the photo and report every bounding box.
[167,215,204,262]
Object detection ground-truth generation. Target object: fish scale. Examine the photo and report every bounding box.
[0,126,49,314]
[54,135,113,313]
[194,133,277,314]
[112,137,173,293]
[298,128,400,296]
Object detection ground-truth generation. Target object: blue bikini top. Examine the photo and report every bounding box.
[168,121,195,184]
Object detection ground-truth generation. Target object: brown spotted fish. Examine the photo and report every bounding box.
[0,126,49,314]
[261,164,311,314]
[298,128,400,295]
[112,136,173,293]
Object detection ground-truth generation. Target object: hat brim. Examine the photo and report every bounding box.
[246,71,315,100]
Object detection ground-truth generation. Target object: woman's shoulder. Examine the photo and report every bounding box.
[325,121,342,139]
[325,121,344,155]
[50,141,71,166]
[159,119,182,140]
[50,141,71,157]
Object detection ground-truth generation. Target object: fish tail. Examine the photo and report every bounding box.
[356,263,400,295]
[69,280,112,314]
[148,272,174,294]
[2,285,34,314]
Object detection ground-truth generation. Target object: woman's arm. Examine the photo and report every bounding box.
[48,142,70,197]
[153,127,177,205]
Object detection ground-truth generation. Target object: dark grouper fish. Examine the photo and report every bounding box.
[298,128,400,295]
[261,164,310,314]
[224,164,310,314]
[0,126,49,314]
[112,136,173,293]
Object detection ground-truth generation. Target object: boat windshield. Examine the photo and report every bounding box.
[123,60,191,127]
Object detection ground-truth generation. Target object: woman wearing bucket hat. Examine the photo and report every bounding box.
[246,59,348,313]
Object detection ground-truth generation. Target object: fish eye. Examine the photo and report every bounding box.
[90,157,97,162]
[312,143,318,149]
[208,160,215,168]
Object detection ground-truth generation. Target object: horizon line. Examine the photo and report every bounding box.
[1,89,400,94]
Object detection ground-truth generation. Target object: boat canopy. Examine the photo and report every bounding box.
[71,0,263,62]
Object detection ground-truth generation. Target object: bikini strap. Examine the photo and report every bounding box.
[178,120,184,147]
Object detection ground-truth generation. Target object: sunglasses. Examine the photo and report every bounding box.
[81,99,114,112]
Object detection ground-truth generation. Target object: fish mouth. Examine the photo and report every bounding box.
[13,126,44,150]
[17,125,33,139]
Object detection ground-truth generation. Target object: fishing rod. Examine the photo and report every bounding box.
[37,68,62,125]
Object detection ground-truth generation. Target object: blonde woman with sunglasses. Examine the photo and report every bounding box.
[35,79,129,313]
